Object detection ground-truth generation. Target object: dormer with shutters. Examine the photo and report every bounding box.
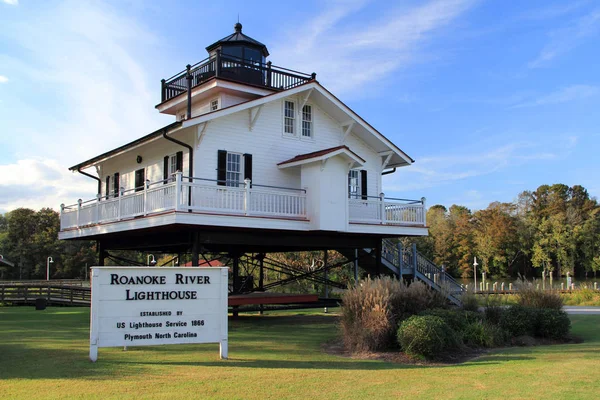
[59,23,427,242]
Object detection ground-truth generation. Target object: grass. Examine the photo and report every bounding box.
[1,307,600,399]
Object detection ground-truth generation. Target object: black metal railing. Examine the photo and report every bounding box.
[161,52,315,103]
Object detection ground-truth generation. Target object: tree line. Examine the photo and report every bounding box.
[411,184,600,279]
[0,183,598,280]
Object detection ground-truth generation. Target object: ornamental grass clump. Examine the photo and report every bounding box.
[340,277,405,352]
[516,281,563,310]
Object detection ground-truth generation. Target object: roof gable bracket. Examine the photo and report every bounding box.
[197,121,210,144]
[248,105,263,131]
[380,151,393,170]
[341,120,355,143]
[299,88,314,110]
[94,165,101,177]
[321,159,328,172]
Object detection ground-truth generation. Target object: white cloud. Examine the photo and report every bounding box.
[383,139,566,194]
[0,1,171,211]
[0,75,8,83]
[511,85,599,108]
[529,9,600,68]
[2,0,19,5]
[0,158,96,211]
[270,0,476,97]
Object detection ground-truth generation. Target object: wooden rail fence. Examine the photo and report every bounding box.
[0,284,91,306]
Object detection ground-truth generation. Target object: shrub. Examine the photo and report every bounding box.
[535,308,571,340]
[460,289,479,312]
[420,308,481,333]
[483,295,505,325]
[516,282,562,310]
[462,321,508,348]
[500,305,536,336]
[397,315,457,359]
[340,277,404,351]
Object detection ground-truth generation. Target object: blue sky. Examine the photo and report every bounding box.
[0,0,599,212]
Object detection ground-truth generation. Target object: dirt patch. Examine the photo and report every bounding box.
[322,335,584,366]
[321,339,488,366]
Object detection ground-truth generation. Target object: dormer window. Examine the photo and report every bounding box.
[284,101,295,135]
[302,105,312,138]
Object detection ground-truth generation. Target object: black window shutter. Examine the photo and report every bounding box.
[217,150,227,186]
[176,151,183,173]
[243,154,252,184]
[135,169,145,192]
[163,156,169,184]
[360,170,368,200]
[113,172,120,198]
[105,176,110,199]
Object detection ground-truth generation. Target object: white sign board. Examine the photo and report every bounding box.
[89,267,228,362]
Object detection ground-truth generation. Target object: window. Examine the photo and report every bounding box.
[226,152,242,187]
[210,99,219,111]
[284,101,295,135]
[302,105,312,138]
[348,170,360,199]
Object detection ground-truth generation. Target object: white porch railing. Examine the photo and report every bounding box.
[60,173,307,230]
[348,194,426,226]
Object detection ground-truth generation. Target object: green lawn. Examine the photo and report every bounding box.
[1,307,599,399]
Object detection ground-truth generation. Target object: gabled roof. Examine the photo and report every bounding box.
[69,81,414,172]
[182,81,415,168]
[68,122,182,171]
[277,146,365,169]
[205,23,269,57]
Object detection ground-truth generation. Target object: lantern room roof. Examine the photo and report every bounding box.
[205,22,269,57]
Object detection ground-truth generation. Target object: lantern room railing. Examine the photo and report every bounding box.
[161,52,315,103]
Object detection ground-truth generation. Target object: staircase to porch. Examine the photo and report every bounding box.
[344,239,465,306]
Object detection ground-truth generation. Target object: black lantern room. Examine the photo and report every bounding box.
[206,22,269,64]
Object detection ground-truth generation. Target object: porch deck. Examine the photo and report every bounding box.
[59,173,426,235]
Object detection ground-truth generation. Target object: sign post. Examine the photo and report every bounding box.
[90,267,228,362]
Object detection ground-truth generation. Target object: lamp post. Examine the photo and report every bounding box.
[147,254,156,266]
[473,256,478,293]
[46,256,54,281]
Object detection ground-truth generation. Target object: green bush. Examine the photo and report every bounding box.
[535,309,571,340]
[462,321,508,348]
[500,305,536,336]
[420,308,481,333]
[397,315,457,359]
[516,283,563,310]
[483,295,505,325]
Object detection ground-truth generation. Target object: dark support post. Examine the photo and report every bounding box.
[215,50,221,77]
[186,64,192,120]
[161,79,166,102]
[258,253,265,291]
[324,250,329,313]
[232,251,240,318]
[232,252,240,294]
[412,242,418,275]
[398,242,403,279]
[97,240,106,266]
[191,233,199,267]
[311,72,317,80]
[354,248,359,283]
[375,240,382,276]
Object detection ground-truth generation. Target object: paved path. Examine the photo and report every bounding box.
[564,306,600,315]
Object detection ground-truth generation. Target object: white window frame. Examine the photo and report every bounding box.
[210,98,219,112]
[283,100,296,136]
[226,152,243,187]
[167,153,178,182]
[301,104,313,139]
[348,170,361,199]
